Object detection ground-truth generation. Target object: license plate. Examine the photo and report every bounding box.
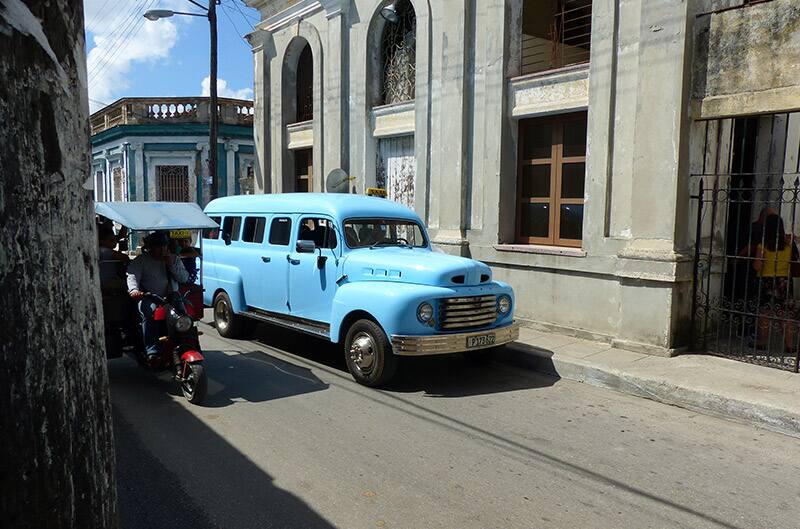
[466,333,496,349]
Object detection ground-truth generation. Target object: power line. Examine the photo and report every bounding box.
[89,0,157,81]
[229,0,257,28]
[220,4,250,48]
[87,1,148,78]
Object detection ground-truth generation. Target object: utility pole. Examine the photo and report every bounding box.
[208,0,218,201]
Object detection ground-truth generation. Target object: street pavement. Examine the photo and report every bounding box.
[110,319,800,529]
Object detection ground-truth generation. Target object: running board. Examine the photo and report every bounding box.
[241,309,330,340]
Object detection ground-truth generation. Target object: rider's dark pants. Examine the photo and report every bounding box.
[138,299,161,355]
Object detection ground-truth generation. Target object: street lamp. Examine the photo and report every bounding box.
[380,1,399,23]
[144,0,219,203]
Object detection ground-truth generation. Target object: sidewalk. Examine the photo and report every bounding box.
[500,326,800,438]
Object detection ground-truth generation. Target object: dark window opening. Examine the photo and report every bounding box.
[222,216,242,242]
[242,217,267,244]
[268,217,292,246]
[521,0,592,76]
[296,44,313,123]
[203,216,221,239]
[298,217,338,249]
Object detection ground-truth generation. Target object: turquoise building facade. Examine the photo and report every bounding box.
[90,97,256,206]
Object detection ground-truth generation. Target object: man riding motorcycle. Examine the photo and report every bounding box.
[126,231,189,360]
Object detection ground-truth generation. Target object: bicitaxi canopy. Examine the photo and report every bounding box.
[95,201,219,231]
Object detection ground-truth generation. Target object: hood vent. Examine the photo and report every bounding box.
[451,275,465,284]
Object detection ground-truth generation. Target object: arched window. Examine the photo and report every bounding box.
[380,0,416,105]
[296,43,313,122]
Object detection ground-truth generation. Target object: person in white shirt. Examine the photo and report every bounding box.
[127,231,189,359]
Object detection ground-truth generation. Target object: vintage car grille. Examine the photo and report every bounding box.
[438,295,498,331]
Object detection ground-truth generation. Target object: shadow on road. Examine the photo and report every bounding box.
[246,321,559,397]
[109,359,337,529]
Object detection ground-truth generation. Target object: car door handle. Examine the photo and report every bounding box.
[261,256,271,263]
[287,255,300,265]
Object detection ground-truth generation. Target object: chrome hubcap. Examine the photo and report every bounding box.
[215,300,229,331]
[349,332,376,374]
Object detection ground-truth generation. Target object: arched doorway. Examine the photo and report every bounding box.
[282,39,315,192]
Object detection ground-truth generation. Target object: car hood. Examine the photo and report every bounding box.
[342,247,492,287]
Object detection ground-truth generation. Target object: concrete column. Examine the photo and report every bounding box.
[131,142,144,201]
[248,29,273,194]
[225,141,238,197]
[626,0,693,250]
[323,7,348,176]
[196,142,210,205]
[428,0,472,255]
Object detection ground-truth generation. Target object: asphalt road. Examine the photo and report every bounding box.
[110,318,800,529]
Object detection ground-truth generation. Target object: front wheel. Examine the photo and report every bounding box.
[213,291,250,338]
[344,319,398,387]
[181,363,207,404]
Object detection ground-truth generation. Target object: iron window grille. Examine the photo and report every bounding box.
[156,165,190,202]
[520,0,592,76]
[380,0,416,105]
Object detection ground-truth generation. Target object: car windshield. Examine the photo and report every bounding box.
[344,218,427,249]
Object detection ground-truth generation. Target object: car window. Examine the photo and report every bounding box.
[343,218,426,248]
[203,216,221,239]
[222,216,242,242]
[298,217,338,249]
[242,217,266,244]
[268,217,292,246]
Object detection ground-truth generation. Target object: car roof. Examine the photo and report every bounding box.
[204,193,422,222]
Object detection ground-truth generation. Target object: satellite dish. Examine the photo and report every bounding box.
[326,168,354,193]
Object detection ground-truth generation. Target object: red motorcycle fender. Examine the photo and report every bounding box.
[181,350,204,363]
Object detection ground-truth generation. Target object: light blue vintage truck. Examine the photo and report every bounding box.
[203,193,518,386]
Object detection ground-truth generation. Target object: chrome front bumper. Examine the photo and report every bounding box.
[391,322,520,356]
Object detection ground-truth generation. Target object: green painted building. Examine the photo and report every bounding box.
[90,97,256,206]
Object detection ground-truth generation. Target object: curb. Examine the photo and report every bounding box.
[499,342,800,439]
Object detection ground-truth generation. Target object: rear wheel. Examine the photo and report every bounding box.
[213,291,249,338]
[181,363,207,404]
[344,319,398,387]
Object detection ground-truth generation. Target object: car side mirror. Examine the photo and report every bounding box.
[223,233,231,246]
[296,240,316,253]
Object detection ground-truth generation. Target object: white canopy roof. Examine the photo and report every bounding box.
[95,201,219,230]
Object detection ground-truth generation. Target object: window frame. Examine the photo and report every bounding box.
[222,216,242,242]
[516,112,587,247]
[203,216,221,240]
[268,216,292,246]
[297,216,339,250]
[242,216,267,244]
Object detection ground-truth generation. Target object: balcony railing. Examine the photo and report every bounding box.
[520,0,592,76]
[90,97,254,136]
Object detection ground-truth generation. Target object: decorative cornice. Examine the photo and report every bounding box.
[264,0,322,33]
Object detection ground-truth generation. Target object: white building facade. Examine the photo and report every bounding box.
[245,0,800,359]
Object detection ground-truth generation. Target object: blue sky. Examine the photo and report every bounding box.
[84,0,259,112]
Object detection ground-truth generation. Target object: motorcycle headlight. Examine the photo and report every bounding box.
[173,314,193,333]
[417,302,434,323]
[497,295,512,315]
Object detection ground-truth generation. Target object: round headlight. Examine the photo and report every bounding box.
[417,302,434,323]
[174,314,193,333]
[497,295,511,315]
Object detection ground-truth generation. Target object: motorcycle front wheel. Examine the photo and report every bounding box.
[181,363,207,404]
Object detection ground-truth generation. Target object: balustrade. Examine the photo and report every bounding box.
[90,97,254,135]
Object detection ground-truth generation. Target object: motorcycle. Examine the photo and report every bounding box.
[97,200,218,405]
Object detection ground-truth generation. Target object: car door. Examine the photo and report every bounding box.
[237,215,269,308]
[287,215,341,322]
[257,215,292,314]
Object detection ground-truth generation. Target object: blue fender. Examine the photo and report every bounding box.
[204,262,247,313]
